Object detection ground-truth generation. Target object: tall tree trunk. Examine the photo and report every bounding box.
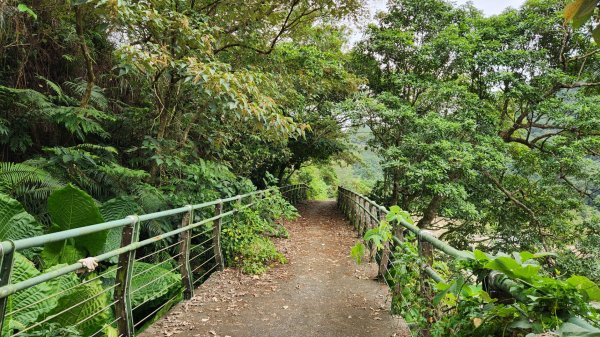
[417,194,443,228]
[390,169,400,205]
[75,6,95,108]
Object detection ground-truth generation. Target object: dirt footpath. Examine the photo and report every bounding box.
[141,201,409,337]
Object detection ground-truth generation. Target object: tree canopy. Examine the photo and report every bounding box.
[347,0,599,280]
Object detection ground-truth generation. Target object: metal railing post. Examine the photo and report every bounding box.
[351,193,357,232]
[114,215,140,337]
[378,206,390,278]
[364,200,370,235]
[358,195,364,234]
[0,241,15,332]
[366,199,376,261]
[179,206,194,300]
[418,231,434,307]
[213,201,225,271]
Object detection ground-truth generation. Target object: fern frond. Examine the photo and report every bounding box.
[100,196,143,261]
[0,162,62,202]
[48,107,114,140]
[0,193,43,261]
[35,75,65,99]
[64,79,109,111]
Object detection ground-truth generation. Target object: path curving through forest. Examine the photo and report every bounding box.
[141,201,409,337]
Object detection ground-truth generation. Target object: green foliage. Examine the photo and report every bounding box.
[291,165,333,200]
[350,0,600,283]
[429,250,600,336]
[350,242,365,264]
[352,201,600,336]
[238,236,286,274]
[42,184,107,267]
[387,233,430,327]
[564,0,600,43]
[99,196,142,263]
[101,262,182,311]
[0,0,363,333]
[46,278,110,336]
[0,163,61,205]
[16,323,83,337]
[384,239,600,336]
[17,4,37,20]
[7,253,56,332]
[0,193,42,242]
[221,194,296,274]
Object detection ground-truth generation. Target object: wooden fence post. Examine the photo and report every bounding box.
[213,201,225,271]
[179,206,194,300]
[114,215,140,337]
[348,193,360,230]
[355,195,362,236]
[342,189,347,215]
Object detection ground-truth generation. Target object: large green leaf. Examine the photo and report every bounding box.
[41,238,86,267]
[566,275,600,302]
[6,253,76,333]
[46,278,111,336]
[483,256,541,282]
[0,193,42,241]
[558,317,600,336]
[101,261,181,310]
[42,185,106,266]
[99,196,142,263]
[565,0,598,28]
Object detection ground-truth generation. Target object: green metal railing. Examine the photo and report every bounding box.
[0,184,307,337]
[336,186,527,314]
[279,184,308,204]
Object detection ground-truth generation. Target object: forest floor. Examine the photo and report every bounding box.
[141,200,410,337]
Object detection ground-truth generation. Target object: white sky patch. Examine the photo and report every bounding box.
[454,0,526,16]
[346,0,527,46]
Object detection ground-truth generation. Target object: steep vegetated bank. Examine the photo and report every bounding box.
[0,0,364,335]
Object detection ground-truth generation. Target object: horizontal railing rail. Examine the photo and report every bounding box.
[0,184,308,337]
[279,183,308,204]
[336,186,591,333]
[337,186,507,289]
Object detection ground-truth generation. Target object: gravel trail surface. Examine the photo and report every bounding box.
[141,201,409,337]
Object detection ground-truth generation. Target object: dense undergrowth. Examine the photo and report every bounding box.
[1,176,297,336]
[354,206,600,337]
[222,192,298,274]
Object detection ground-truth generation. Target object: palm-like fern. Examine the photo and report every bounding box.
[0,162,62,203]
[63,79,109,111]
[0,82,114,147]
[38,145,148,200]
[0,193,43,242]
[0,85,53,112]
[48,107,114,140]
[100,196,143,262]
